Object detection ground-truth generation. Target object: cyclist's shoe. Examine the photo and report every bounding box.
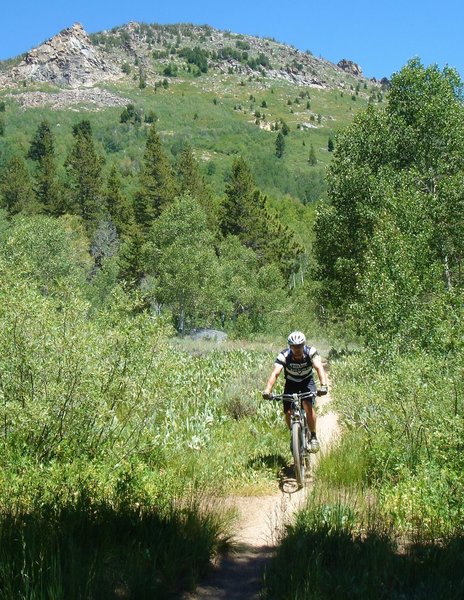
[309,437,320,453]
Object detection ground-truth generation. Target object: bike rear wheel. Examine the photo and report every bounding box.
[291,422,305,487]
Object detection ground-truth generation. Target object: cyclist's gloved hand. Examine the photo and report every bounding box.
[317,385,328,396]
[262,392,271,400]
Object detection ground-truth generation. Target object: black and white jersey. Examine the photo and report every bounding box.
[275,345,318,383]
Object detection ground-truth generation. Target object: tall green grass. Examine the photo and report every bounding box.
[0,497,228,599]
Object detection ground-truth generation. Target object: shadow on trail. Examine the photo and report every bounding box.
[246,453,287,472]
[278,461,315,494]
[181,544,275,600]
[246,454,307,494]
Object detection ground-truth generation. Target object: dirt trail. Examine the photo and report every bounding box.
[181,393,340,600]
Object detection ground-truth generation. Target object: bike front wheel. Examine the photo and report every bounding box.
[291,422,305,487]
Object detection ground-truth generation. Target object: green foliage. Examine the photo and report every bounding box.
[27,120,61,214]
[263,494,464,599]
[65,120,105,225]
[163,62,178,77]
[144,194,220,333]
[315,60,464,354]
[120,103,142,124]
[217,236,287,335]
[0,474,227,599]
[0,154,35,214]
[331,349,464,532]
[103,165,134,237]
[134,125,177,229]
[179,46,209,73]
[308,142,317,165]
[219,156,302,281]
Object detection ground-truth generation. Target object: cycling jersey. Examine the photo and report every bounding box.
[275,345,318,384]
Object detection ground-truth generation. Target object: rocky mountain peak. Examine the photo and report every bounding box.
[2,22,121,88]
[337,59,363,77]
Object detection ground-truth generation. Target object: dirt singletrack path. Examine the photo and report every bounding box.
[181,392,340,600]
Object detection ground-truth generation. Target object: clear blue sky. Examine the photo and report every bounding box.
[1,0,462,80]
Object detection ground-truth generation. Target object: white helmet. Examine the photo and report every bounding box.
[287,331,306,345]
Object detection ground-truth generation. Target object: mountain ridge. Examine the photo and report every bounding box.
[0,21,377,92]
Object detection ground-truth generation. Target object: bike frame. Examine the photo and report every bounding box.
[268,391,315,487]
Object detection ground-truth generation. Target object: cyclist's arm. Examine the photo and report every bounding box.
[312,354,327,387]
[264,363,283,394]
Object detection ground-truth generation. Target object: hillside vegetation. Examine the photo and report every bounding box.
[0,21,383,340]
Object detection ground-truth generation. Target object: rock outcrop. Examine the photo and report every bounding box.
[337,59,363,77]
[2,23,121,88]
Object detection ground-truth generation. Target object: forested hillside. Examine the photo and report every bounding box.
[0,21,383,337]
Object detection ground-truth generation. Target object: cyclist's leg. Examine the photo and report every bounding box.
[304,397,316,432]
[302,381,319,452]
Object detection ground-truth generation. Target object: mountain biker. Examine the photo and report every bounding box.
[262,331,328,453]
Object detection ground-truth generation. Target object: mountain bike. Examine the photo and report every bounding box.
[268,391,315,488]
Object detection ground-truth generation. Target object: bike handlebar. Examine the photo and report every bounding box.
[266,391,316,401]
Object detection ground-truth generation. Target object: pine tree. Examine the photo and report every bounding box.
[27,120,61,214]
[177,144,203,197]
[220,157,302,279]
[176,144,219,231]
[65,120,104,226]
[0,155,35,214]
[220,157,256,239]
[134,125,177,230]
[275,131,285,158]
[117,226,146,288]
[104,165,133,237]
[308,143,317,165]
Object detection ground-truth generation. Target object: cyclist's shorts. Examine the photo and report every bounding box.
[283,379,316,412]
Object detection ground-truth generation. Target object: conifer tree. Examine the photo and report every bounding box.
[65,120,104,226]
[0,155,35,214]
[177,144,203,197]
[220,156,256,239]
[275,131,285,158]
[220,157,302,279]
[27,120,61,214]
[104,165,133,237]
[176,144,219,231]
[134,125,177,231]
[117,226,146,288]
